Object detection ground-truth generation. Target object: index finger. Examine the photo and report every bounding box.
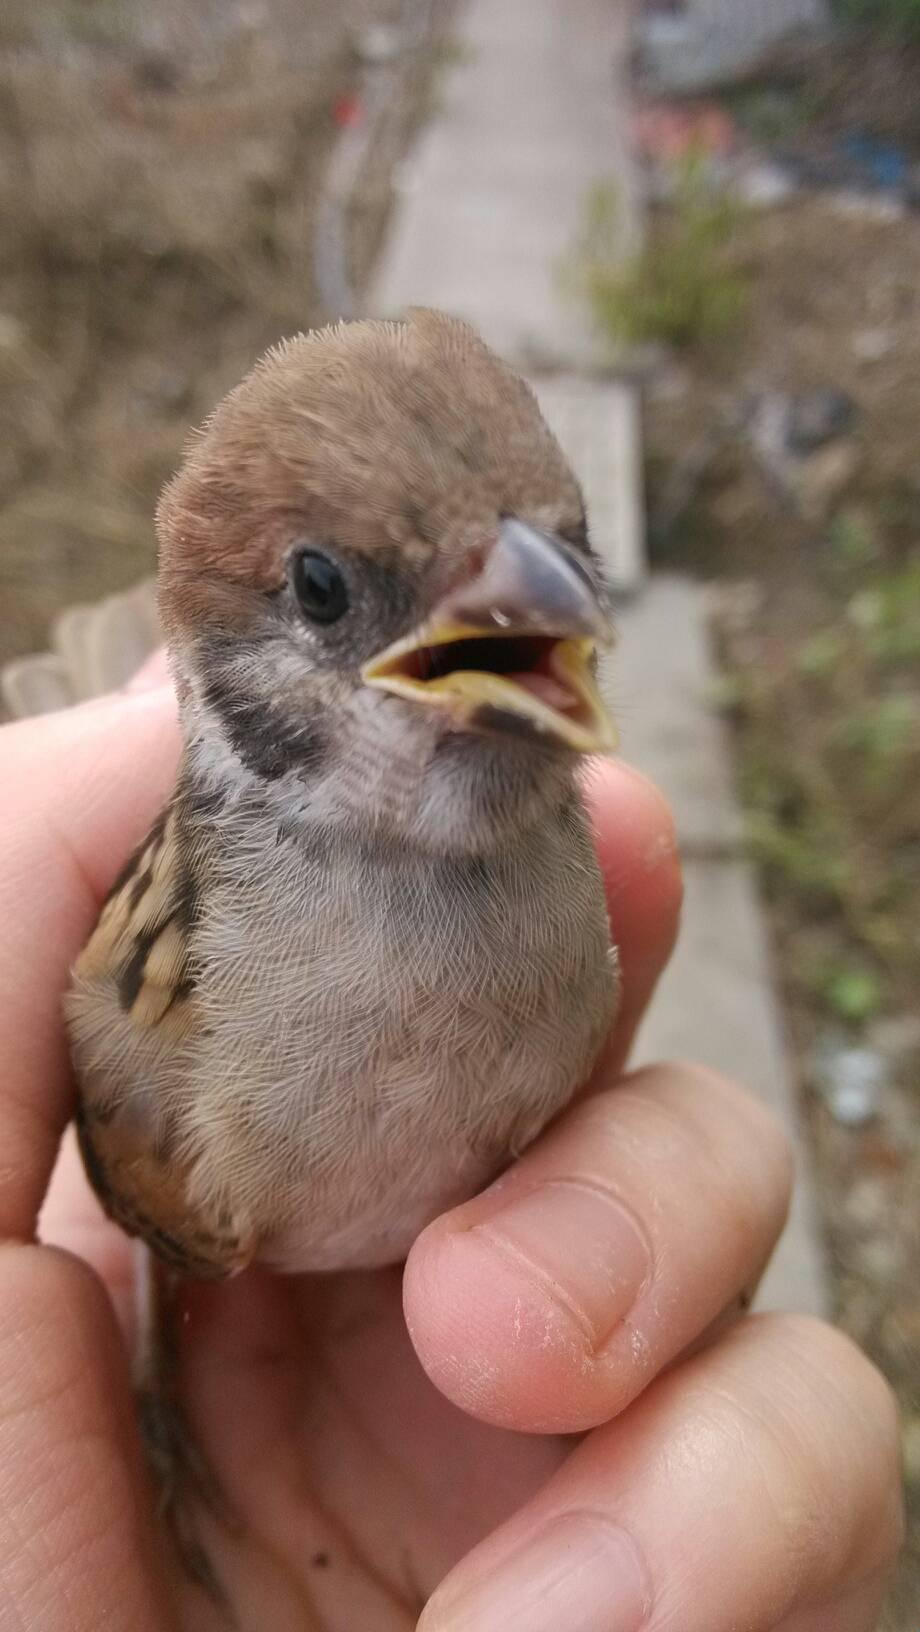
[0,688,179,1240]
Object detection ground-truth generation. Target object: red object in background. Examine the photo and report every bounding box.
[632,101,737,163]
[332,92,364,129]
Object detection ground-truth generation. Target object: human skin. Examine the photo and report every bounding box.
[0,674,904,1631]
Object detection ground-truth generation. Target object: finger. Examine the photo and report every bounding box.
[773,1572,893,1632]
[0,1243,174,1630]
[0,688,179,1240]
[40,1129,137,1343]
[405,1062,792,1432]
[418,1314,904,1632]
[125,647,171,692]
[582,758,682,1074]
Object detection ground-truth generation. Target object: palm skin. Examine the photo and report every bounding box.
[166,1262,568,1629]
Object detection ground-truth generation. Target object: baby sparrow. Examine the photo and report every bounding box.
[68,308,620,1285]
[65,308,621,1599]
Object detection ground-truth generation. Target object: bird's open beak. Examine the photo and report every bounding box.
[360,518,617,754]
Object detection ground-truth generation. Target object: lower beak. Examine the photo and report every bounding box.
[360,520,617,756]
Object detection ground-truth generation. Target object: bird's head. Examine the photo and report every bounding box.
[157,309,616,854]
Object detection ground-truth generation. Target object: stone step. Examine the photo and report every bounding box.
[618,577,828,1315]
[535,376,645,595]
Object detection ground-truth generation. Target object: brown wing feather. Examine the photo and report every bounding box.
[69,800,252,1276]
[75,803,197,1038]
[75,1106,246,1278]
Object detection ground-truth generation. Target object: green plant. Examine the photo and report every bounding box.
[567,159,749,351]
[727,85,811,146]
[862,561,920,665]
[795,629,846,679]
[744,805,854,904]
[719,536,920,1007]
[828,508,879,570]
[820,963,884,1024]
[830,694,919,798]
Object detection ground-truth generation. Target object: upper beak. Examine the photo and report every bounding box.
[360,518,617,754]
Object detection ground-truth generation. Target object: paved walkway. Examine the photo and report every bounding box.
[371,0,828,1314]
[374,0,639,368]
[372,0,644,593]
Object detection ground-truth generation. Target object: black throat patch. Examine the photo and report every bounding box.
[200,647,326,782]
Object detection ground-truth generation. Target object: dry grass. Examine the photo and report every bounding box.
[0,0,393,666]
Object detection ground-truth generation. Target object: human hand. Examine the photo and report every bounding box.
[0,679,903,1630]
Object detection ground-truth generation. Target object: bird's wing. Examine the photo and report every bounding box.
[69,802,252,1277]
[74,800,197,1037]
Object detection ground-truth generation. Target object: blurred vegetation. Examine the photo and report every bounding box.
[0,0,441,674]
[720,518,920,1631]
[567,161,750,352]
[0,0,346,669]
[641,154,920,1615]
[833,0,920,35]
[726,534,920,1029]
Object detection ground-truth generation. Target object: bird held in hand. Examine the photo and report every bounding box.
[67,307,619,1287]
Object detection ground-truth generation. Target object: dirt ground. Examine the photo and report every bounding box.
[0,0,438,673]
[640,48,920,1626]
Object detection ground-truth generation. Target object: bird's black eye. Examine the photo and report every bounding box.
[292,551,349,625]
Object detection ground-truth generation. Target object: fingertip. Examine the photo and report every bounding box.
[581,759,682,1072]
[404,1212,620,1435]
[582,758,680,901]
[124,647,170,693]
[0,1242,128,1409]
[39,1129,137,1345]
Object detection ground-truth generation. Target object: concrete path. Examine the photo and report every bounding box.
[371,0,645,593]
[374,0,639,368]
[372,0,828,1314]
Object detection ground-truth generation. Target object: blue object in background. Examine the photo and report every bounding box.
[839,132,909,192]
